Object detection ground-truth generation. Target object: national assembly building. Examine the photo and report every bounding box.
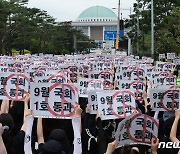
[72,5,128,50]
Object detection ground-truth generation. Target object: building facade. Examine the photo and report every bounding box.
[72,5,127,49]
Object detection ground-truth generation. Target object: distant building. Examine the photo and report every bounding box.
[72,5,128,49]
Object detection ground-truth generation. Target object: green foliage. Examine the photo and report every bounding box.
[125,0,180,56]
[0,0,92,55]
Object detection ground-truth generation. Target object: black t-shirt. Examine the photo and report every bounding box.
[13,130,25,154]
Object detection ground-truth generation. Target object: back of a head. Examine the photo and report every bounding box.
[41,140,63,154]
[120,145,132,154]
[0,113,15,154]
[0,113,14,131]
[130,149,139,154]
[49,129,70,153]
[120,145,139,154]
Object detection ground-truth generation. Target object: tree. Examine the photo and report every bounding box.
[0,0,92,55]
[125,0,180,57]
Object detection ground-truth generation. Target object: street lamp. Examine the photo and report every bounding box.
[114,0,120,51]
[137,0,140,55]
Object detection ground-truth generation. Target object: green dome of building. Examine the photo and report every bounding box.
[78,6,117,19]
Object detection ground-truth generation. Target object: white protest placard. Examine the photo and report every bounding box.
[149,88,180,111]
[117,80,146,103]
[167,53,175,60]
[97,90,136,120]
[77,77,104,97]
[102,62,113,71]
[163,75,176,85]
[115,114,159,147]
[27,68,47,82]
[173,57,180,65]
[98,71,113,89]
[92,61,104,71]
[88,70,113,89]
[30,83,78,118]
[0,66,23,73]
[159,54,165,59]
[117,66,145,81]
[151,71,171,86]
[156,61,176,72]
[77,65,89,76]
[0,73,29,100]
[88,91,98,114]
[139,64,154,80]
[67,65,79,83]
[34,73,69,84]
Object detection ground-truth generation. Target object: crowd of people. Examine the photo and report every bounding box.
[0,89,179,154]
[0,54,179,154]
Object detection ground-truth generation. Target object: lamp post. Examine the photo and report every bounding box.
[137,0,140,55]
[114,0,120,51]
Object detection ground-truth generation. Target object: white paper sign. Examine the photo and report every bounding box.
[149,88,180,111]
[159,54,165,59]
[88,91,98,114]
[0,73,29,100]
[117,80,146,103]
[167,53,175,60]
[30,83,78,118]
[115,114,159,147]
[77,77,104,97]
[97,90,136,120]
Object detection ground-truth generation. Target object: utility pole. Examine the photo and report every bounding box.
[137,0,140,55]
[151,0,154,58]
[128,7,132,55]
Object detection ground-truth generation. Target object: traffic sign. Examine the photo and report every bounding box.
[104,30,124,41]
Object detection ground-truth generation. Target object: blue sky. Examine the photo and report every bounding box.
[28,0,137,22]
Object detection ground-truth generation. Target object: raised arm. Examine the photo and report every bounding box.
[72,105,82,154]
[21,93,30,132]
[0,100,9,114]
[37,117,44,144]
[142,91,150,113]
